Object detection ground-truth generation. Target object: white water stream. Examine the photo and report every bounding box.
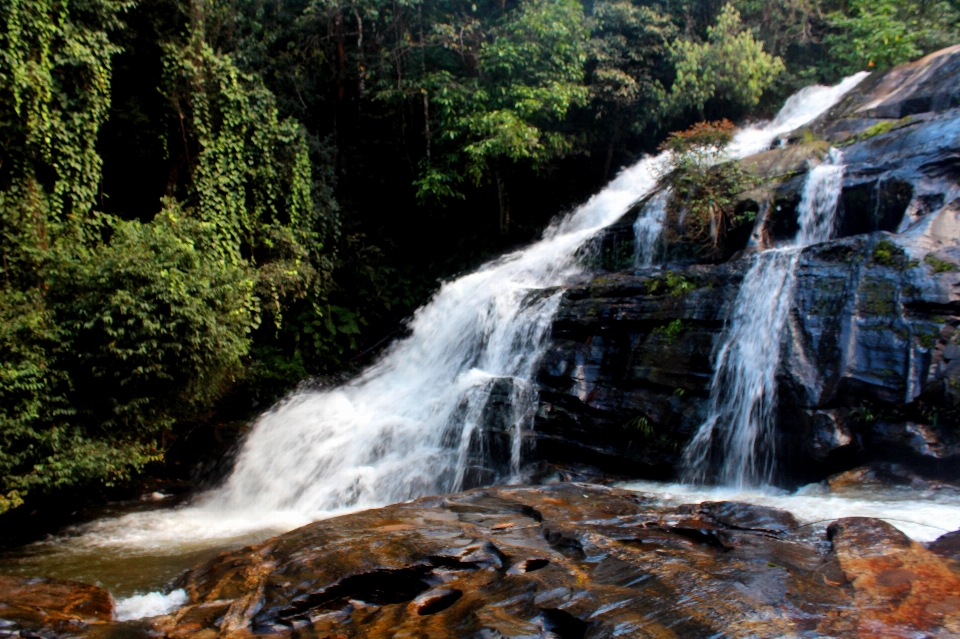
[11,72,948,621]
[682,149,848,487]
[634,189,669,267]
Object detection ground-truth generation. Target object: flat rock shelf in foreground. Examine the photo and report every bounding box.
[17,482,955,639]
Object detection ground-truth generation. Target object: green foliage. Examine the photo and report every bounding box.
[0,0,327,514]
[162,18,328,326]
[50,209,258,435]
[0,205,259,514]
[644,271,697,297]
[657,120,752,256]
[825,0,960,75]
[625,414,653,436]
[668,4,784,117]
[925,254,959,273]
[652,319,686,344]
[587,0,675,174]
[0,0,130,221]
[408,0,589,231]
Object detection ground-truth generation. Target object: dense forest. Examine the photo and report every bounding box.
[1,0,959,516]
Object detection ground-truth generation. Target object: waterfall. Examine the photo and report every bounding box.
[682,150,847,488]
[207,79,866,515]
[207,157,664,514]
[0,78,870,604]
[634,190,668,267]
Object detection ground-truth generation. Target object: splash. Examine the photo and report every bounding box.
[115,589,188,621]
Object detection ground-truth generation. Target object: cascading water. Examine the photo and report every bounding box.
[213,78,865,513]
[682,149,848,488]
[207,155,668,514]
[634,189,669,267]
[0,73,876,612]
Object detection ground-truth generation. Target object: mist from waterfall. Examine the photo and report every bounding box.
[682,149,848,488]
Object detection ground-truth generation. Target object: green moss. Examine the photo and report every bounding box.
[925,254,958,274]
[645,271,697,297]
[902,284,921,298]
[857,276,898,316]
[841,117,912,146]
[652,319,686,344]
[917,329,939,349]
[812,277,845,315]
[871,239,909,269]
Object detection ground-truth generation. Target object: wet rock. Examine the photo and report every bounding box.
[697,501,799,534]
[533,264,743,475]
[0,576,113,638]
[451,376,535,489]
[806,410,855,462]
[929,530,960,563]
[69,483,951,639]
[535,230,960,481]
[828,517,960,637]
[412,588,462,615]
[826,463,960,496]
[818,44,960,124]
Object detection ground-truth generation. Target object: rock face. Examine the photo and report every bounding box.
[0,576,114,637]
[78,483,960,638]
[532,47,960,483]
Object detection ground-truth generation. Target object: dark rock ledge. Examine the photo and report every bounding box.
[5,483,956,639]
[532,45,960,483]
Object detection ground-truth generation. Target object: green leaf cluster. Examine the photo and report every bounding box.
[409,0,588,231]
[824,0,960,75]
[668,4,784,118]
[656,120,752,257]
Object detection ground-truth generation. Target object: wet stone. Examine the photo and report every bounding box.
[76,483,956,639]
[697,501,800,534]
[0,576,113,639]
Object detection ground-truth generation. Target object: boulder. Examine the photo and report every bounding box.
[50,483,949,639]
[0,576,113,638]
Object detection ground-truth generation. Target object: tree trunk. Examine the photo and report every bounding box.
[604,117,620,180]
[496,170,510,236]
[422,90,431,163]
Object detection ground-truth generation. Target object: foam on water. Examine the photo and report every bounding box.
[0,73,875,618]
[115,589,188,621]
[622,480,960,543]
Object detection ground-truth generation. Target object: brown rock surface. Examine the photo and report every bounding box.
[126,483,959,638]
[829,517,960,638]
[0,575,113,637]
[7,483,960,638]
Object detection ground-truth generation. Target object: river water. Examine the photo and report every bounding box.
[9,71,954,619]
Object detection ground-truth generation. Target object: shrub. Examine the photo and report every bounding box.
[657,120,752,257]
[0,210,258,513]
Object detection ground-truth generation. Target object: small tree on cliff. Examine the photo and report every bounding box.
[656,119,752,258]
